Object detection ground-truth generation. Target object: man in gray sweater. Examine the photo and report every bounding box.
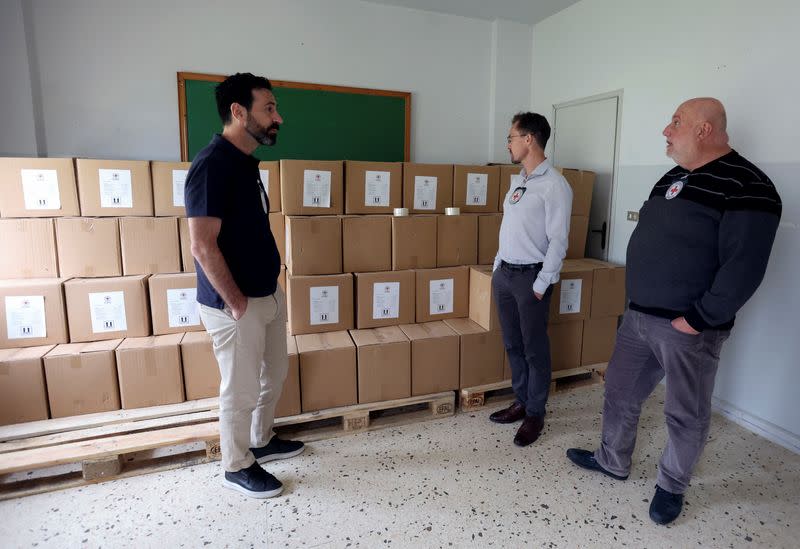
[567,98,782,525]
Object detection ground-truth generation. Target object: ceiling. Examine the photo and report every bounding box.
[360,0,582,25]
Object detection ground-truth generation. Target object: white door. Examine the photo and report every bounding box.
[551,95,620,260]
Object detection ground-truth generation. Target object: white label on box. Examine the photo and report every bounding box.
[309,286,339,325]
[259,170,270,197]
[364,170,391,207]
[559,279,582,314]
[414,176,438,210]
[303,170,331,208]
[429,278,454,315]
[5,295,46,339]
[166,287,200,328]
[372,282,400,320]
[98,169,133,208]
[89,291,128,333]
[20,169,61,210]
[172,169,188,207]
[466,173,488,206]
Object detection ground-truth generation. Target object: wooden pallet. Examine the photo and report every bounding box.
[0,391,454,500]
[459,366,605,412]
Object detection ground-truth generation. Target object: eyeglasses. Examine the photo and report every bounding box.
[507,133,529,144]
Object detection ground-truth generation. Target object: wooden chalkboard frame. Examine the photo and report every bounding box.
[177,71,411,162]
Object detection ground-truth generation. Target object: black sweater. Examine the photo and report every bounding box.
[627,150,782,331]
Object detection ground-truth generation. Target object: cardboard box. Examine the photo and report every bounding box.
[415,266,469,323]
[402,163,454,214]
[444,318,504,388]
[560,168,595,217]
[498,165,523,211]
[44,339,122,418]
[549,320,584,372]
[296,331,356,412]
[345,161,403,214]
[0,345,53,425]
[285,216,342,276]
[549,260,594,324]
[0,218,58,278]
[64,276,151,343]
[350,326,411,403]
[478,213,502,265]
[567,215,589,260]
[580,259,627,318]
[75,159,153,216]
[179,217,194,273]
[116,334,185,409]
[275,334,300,418]
[258,161,281,212]
[391,215,437,270]
[343,215,391,273]
[151,161,191,217]
[436,214,478,267]
[180,331,220,401]
[120,217,181,275]
[355,270,415,329]
[0,157,80,218]
[399,321,459,396]
[269,212,285,265]
[55,217,122,278]
[287,273,353,336]
[468,266,500,332]
[280,160,343,215]
[0,278,68,349]
[582,316,619,366]
[149,273,202,335]
[453,165,500,213]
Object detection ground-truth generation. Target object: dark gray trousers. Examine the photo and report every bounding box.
[595,309,730,494]
[492,264,553,417]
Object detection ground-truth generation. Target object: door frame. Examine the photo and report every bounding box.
[550,89,624,261]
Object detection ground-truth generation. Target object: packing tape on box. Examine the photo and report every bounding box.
[445,207,461,216]
[81,219,95,233]
[393,208,409,217]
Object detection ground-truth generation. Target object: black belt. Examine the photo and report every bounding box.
[500,260,543,271]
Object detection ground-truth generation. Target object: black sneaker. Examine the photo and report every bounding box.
[222,462,283,499]
[649,485,684,525]
[566,448,629,480]
[251,436,305,464]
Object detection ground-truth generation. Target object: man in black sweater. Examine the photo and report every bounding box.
[566,98,782,525]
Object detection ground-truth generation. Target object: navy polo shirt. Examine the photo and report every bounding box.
[184,134,281,309]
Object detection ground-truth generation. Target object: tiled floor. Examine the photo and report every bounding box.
[2,384,798,548]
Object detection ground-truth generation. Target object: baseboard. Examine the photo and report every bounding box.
[712,397,800,454]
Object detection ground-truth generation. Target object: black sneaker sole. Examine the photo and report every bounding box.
[566,450,629,481]
[255,445,305,464]
[222,479,283,499]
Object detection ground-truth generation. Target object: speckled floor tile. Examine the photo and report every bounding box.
[1,384,797,548]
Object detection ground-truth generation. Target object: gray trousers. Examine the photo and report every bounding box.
[492,264,553,417]
[595,309,730,493]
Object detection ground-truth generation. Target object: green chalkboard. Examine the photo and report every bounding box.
[178,72,410,162]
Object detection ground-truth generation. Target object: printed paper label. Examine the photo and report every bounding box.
[559,279,582,314]
[414,176,438,210]
[309,286,339,325]
[259,170,270,197]
[372,282,400,320]
[303,170,332,208]
[89,291,128,333]
[5,296,46,339]
[429,278,454,315]
[166,288,200,328]
[98,169,133,208]
[466,173,488,206]
[364,171,391,207]
[20,169,61,210]
[172,169,188,207]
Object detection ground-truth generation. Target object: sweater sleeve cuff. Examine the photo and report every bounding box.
[684,307,709,332]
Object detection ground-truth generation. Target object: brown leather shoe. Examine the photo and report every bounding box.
[513,415,544,447]
[489,402,526,424]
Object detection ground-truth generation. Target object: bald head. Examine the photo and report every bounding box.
[663,97,732,170]
[679,97,729,145]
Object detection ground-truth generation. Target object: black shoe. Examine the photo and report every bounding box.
[566,448,629,480]
[649,485,684,525]
[489,402,526,424]
[251,436,305,464]
[222,462,283,499]
[513,415,545,447]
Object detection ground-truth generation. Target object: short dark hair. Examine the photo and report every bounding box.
[215,72,273,125]
[511,112,551,150]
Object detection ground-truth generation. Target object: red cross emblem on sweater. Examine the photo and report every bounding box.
[665,179,685,200]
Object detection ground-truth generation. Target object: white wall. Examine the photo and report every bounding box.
[533,0,800,449]
[18,0,533,164]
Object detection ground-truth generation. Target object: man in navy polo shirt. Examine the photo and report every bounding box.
[185,72,303,499]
